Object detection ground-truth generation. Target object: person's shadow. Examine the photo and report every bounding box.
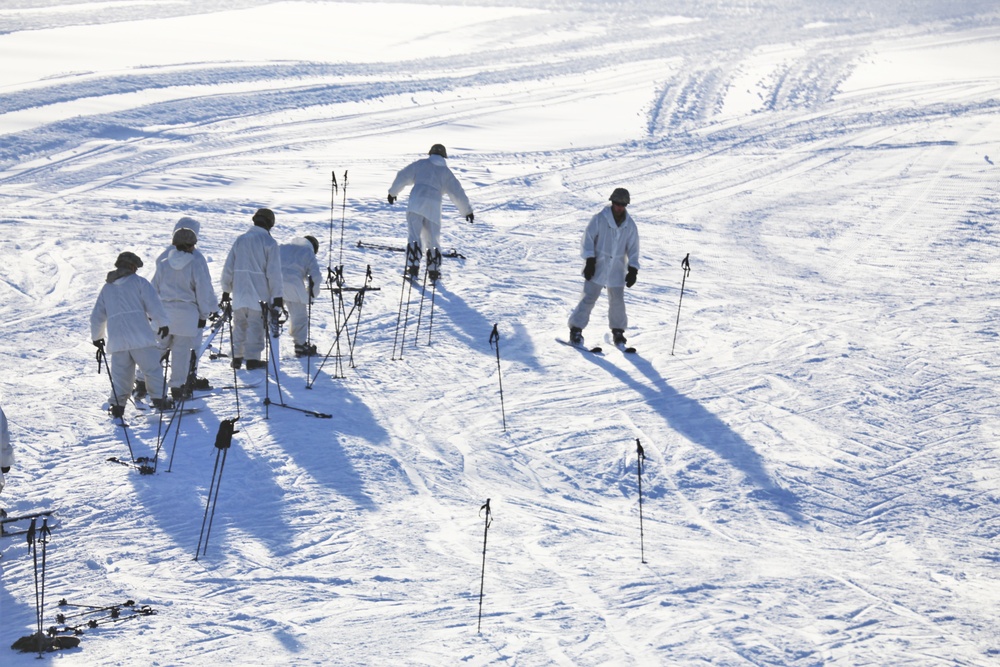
[586,351,803,523]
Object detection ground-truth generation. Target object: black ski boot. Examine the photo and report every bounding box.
[133,380,147,400]
[294,342,317,357]
[110,404,125,419]
[612,329,627,346]
[231,357,243,369]
[170,386,192,401]
[569,327,584,345]
[151,397,174,412]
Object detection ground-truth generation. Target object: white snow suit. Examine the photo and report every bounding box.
[568,205,641,332]
[221,225,283,361]
[152,248,217,388]
[90,271,170,406]
[0,405,12,495]
[388,154,472,270]
[279,238,322,346]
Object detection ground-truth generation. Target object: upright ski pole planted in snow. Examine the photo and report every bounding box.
[339,170,349,266]
[671,253,691,356]
[27,518,52,656]
[195,418,238,560]
[328,171,338,270]
[636,439,647,564]
[489,324,507,432]
[477,498,493,633]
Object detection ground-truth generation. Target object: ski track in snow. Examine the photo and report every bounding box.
[2,1,1000,665]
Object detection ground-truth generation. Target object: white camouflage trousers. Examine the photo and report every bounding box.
[568,280,628,332]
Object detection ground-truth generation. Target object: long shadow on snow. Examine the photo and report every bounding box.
[263,377,401,509]
[585,351,803,523]
[126,410,303,560]
[429,284,542,369]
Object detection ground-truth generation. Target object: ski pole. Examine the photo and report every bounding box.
[95,342,137,464]
[489,324,507,432]
[328,171,337,272]
[426,248,441,346]
[39,518,50,651]
[477,498,492,633]
[196,418,238,560]
[339,170,348,267]
[306,277,314,384]
[392,243,420,360]
[636,439,646,564]
[349,266,374,368]
[27,519,41,655]
[412,256,431,348]
[671,253,691,356]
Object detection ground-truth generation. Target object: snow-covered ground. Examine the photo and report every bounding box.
[1,1,998,664]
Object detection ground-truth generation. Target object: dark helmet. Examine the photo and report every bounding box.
[252,208,275,229]
[609,188,630,205]
[115,251,143,270]
[304,235,319,254]
[172,227,197,249]
[429,144,447,159]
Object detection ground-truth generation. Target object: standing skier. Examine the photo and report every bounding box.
[220,208,284,370]
[90,252,172,415]
[152,226,217,398]
[568,188,641,347]
[136,216,209,399]
[0,405,13,504]
[387,144,474,281]
[279,235,322,357]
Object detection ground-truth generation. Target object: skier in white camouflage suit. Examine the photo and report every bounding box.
[568,188,641,348]
[220,208,284,370]
[152,226,217,399]
[279,235,322,357]
[91,251,172,415]
[387,144,474,281]
[0,405,13,503]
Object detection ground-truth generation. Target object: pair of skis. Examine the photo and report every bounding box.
[557,333,636,355]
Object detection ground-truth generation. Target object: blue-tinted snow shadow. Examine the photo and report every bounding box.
[125,410,304,557]
[429,283,542,368]
[586,352,803,523]
[265,378,401,508]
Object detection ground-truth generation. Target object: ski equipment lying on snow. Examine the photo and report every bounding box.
[1,510,55,538]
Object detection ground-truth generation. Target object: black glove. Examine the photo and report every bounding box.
[1,466,9,474]
[158,326,169,338]
[197,318,206,328]
[466,212,474,223]
[387,193,396,204]
[272,297,284,309]
[583,257,596,281]
[626,266,638,288]
[92,338,105,349]
[220,292,231,305]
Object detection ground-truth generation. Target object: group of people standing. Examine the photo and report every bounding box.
[88,143,641,418]
[90,209,323,417]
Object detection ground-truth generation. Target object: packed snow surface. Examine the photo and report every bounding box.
[1,1,998,665]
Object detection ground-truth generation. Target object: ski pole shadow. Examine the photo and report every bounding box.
[588,352,803,523]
